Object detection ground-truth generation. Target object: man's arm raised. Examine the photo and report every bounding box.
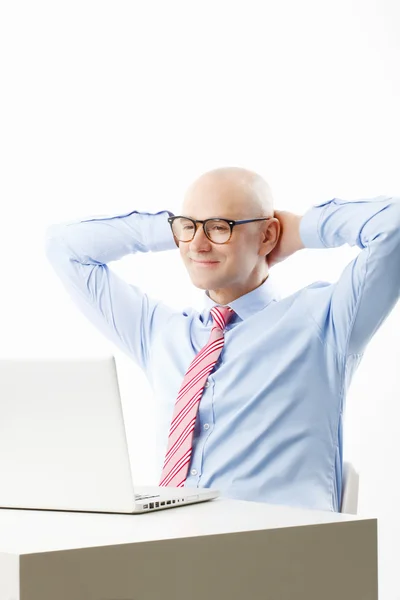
[44,209,177,372]
[270,197,400,358]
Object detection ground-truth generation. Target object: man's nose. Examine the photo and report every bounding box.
[189,223,212,249]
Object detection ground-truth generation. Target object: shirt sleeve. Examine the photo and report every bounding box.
[44,209,177,373]
[299,195,400,357]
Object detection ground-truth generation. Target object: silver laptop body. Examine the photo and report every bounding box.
[0,355,219,513]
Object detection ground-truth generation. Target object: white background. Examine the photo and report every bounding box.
[1,0,399,597]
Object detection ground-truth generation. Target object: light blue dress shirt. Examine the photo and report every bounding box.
[45,196,400,512]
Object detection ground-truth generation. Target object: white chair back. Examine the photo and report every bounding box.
[340,461,359,514]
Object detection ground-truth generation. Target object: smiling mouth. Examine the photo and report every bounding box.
[192,259,219,264]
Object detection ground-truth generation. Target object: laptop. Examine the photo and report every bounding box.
[0,355,220,513]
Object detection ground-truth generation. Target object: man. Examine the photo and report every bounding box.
[45,166,400,512]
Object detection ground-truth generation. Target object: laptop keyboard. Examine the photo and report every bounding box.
[134,494,160,500]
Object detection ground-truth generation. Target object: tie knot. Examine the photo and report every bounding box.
[210,305,235,330]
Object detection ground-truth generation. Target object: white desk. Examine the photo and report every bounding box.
[0,496,378,600]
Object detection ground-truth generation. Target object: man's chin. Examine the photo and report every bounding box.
[189,278,210,291]
[187,272,221,291]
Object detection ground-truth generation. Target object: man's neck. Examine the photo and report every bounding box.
[207,272,270,305]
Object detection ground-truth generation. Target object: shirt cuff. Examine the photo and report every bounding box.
[150,210,177,252]
[299,202,330,249]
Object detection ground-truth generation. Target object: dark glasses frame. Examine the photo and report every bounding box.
[168,216,272,244]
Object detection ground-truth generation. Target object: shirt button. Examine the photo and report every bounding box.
[205,381,210,388]
[204,423,210,430]
[191,469,198,476]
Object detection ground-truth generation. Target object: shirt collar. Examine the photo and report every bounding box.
[201,275,280,325]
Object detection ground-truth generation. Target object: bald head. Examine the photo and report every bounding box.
[182,166,274,219]
[177,166,280,304]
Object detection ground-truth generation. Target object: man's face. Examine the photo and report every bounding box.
[178,177,269,303]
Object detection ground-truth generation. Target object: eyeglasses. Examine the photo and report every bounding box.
[168,216,271,244]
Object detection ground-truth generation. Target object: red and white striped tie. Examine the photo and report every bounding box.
[159,305,235,487]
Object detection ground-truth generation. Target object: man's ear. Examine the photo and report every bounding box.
[261,218,279,251]
[265,217,280,243]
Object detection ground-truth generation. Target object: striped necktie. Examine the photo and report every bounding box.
[159,305,236,488]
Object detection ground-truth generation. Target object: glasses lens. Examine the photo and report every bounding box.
[205,219,231,243]
[172,218,196,241]
[171,218,231,243]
